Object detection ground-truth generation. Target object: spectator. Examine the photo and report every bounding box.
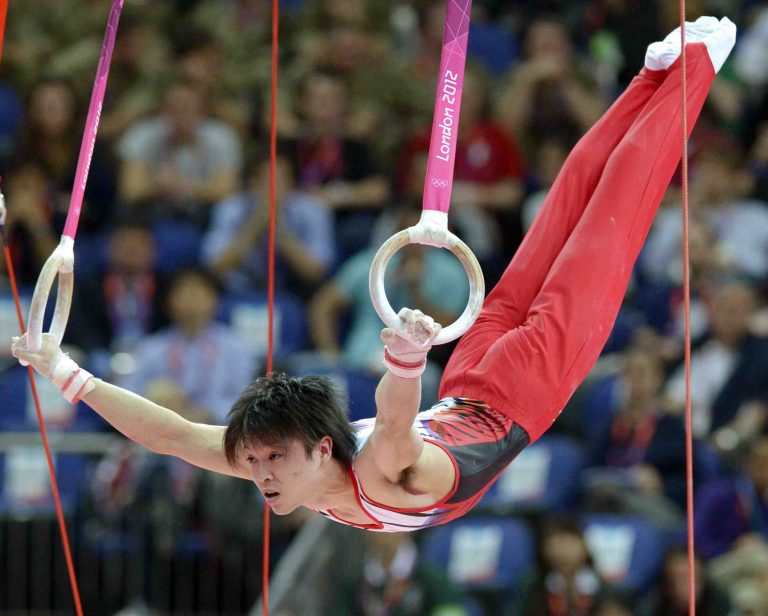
[18,76,117,233]
[0,160,58,287]
[330,531,469,616]
[67,219,164,353]
[280,69,389,211]
[117,78,242,228]
[119,268,256,423]
[663,280,768,445]
[496,16,605,157]
[641,144,768,284]
[585,347,692,511]
[293,2,422,147]
[638,548,732,616]
[593,594,638,616]
[708,534,768,615]
[171,26,250,136]
[521,137,570,232]
[202,153,335,299]
[584,0,665,87]
[516,519,606,616]
[749,121,768,203]
[98,11,168,144]
[695,436,768,561]
[636,219,732,345]
[733,5,768,93]
[185,0,275,100]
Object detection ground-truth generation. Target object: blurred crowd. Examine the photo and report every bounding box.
[1,0,768,614]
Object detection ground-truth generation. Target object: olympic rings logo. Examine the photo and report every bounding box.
[431,178,449,188]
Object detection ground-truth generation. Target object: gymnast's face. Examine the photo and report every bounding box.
[243,437,332,515]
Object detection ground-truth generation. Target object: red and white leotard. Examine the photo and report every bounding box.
[316,397,529,532]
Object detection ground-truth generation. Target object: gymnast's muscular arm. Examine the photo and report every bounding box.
[370,370,426,480]
[81,380,251,480]
[367,311,453,490]
[10,334,251,481]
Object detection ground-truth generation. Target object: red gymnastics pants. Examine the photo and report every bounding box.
[439,44,716,443]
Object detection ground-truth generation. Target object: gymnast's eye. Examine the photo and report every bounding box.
[245,455,256,464]
[269,453,282,462]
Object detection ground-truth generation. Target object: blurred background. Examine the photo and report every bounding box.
[1,0,768,614]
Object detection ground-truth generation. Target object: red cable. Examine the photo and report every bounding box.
[262,0,280,613]
[678,10,697,615]
[0,0,6,65]
[0,0,84,609]
[1,239,85,616]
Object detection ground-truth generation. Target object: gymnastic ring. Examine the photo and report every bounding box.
[369,227,485,346]
[27,236,75,353]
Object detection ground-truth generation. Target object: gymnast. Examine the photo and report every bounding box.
[12,18,736,532]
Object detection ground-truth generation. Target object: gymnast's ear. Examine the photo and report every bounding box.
[315,436,334,461]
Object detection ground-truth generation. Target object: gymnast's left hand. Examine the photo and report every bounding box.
[12,333,96,403]
[11,333,64,380]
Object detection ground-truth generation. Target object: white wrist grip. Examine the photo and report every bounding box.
[52,352,95,404]
[383,348,427,378]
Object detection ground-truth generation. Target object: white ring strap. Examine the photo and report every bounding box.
[27,236,75,353]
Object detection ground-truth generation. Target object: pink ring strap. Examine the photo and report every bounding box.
[62,0,124,239]
[28,0,123,352]
[423,0,472,214]
[368,0,484,346]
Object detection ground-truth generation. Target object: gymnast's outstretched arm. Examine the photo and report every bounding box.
[11,333,251,481]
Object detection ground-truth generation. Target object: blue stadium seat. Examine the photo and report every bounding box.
[54,453,89,509]
[333,211,378,266]
[344,369,379,422]
[0,366,108,432]
[422,516,534,594]
[582,514,668,593]
[0,366,28,430]
[0,451,89,514]
[72,231,109,277]
[580,375,620,440]
[0,83,22,162]
[481,435,586,513]
[694,441,725,485]
[468,22,519,75]
[463,595,488,616]
[152,220,202,274]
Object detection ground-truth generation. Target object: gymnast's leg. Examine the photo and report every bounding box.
[440,32,678,394]
[442,19,736,441]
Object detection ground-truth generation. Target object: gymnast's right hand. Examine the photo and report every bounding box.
[381,308,441,379]
[11,333,95,403]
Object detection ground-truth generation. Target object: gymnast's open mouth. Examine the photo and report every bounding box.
[263,490,280,501]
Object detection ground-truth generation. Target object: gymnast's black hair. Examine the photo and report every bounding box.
[224,373,358,467]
